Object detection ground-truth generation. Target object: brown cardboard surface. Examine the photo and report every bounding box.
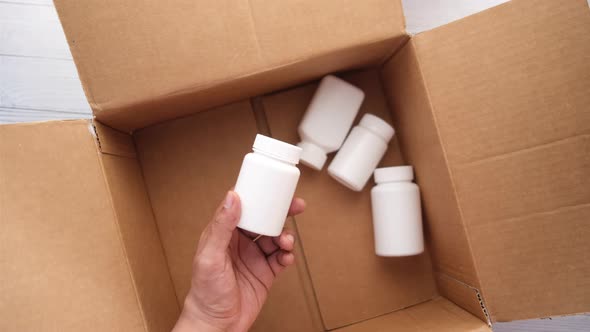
[263,69,437,329]
[6,0,588,329]
[96,37,404,132]
[454,137,589,227]
[134,101,258,301]
[54,0,406,131]
[251,219,324,332]
[453,137,590,321]
[415,0,590,167]
[134,101,321,331]
[0,121,145,331]
[380,40,482,317]
[94,121,137,158]
[467,204,589,321]
[435,273,488,323]
[100,152,180,332]
[413,0,590,321]
[334,297,490,332]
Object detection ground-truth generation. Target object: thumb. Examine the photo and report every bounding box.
[199,191,241,257]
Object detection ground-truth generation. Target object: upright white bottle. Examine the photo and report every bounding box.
[235,134,302,236]
[297,75,365,170]
[371,166,424,257]
[328,113,394,191]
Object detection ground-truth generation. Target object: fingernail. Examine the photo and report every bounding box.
[223,191,234,209]
[286,234,295,244]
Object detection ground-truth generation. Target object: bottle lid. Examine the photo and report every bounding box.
[374,166,414,183]
[359,114,395,142]
[253,134,302,165]
[297,141,328,170]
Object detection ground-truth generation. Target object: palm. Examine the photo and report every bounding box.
[185,192,303,332]
[225,230,277,330]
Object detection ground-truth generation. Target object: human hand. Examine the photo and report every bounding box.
[172,191,305,332]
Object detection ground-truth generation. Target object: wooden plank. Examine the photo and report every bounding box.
[0,106,90,124]
[0,0,54,6]
[494,314,590,332]
[402,0,510,35]
[0,2,72,59]
[0,55,91,113]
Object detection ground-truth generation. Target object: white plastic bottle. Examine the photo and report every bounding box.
[371,166,424,257]
[235,134,302,236]
[297,75,365,170]
[327,113,394,191]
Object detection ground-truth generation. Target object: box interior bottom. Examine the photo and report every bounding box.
[131,68,484,330]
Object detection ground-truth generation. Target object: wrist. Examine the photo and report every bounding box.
[174,293,233,332]
[173,309,225,332]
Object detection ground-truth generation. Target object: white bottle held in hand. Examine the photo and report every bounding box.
[328,113,395,191]
[297,75,365,170]
[235,134,302,236]
[371,166,424,257]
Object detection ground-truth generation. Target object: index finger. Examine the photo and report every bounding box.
[288,197,306,216]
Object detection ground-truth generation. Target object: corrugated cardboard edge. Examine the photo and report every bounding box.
[92,120,180,331]
[92,121,137,158]
[436,273,490,325]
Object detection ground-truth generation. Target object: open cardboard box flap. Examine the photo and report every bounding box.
[1,0,589,331]
[395,0,590,321]
[54,0,407,131]
[0,120,178,331]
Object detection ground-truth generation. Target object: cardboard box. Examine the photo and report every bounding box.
[1,0,588,330]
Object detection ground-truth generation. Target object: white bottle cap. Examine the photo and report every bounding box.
[297,141,328,170]
[253,134,302,165]
[374,166,414,184]
[359,114,395,143]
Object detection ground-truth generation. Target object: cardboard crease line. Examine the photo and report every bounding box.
[92,127,150,332]
[454,134,589,168]
[94,36,402,118]
[410,39,488,319]
[131,135,184,310]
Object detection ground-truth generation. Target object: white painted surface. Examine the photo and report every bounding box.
[0,2,72,59]
[402,0,511,35]
[0,0,91,124]
[494,314,590,332]
[1,56,89,112]
[0,0,588,330]
[0,106,85,123]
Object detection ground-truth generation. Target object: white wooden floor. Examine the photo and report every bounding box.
[0,0,515,125]
[0,0,588,330]
[0,0,91,124]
